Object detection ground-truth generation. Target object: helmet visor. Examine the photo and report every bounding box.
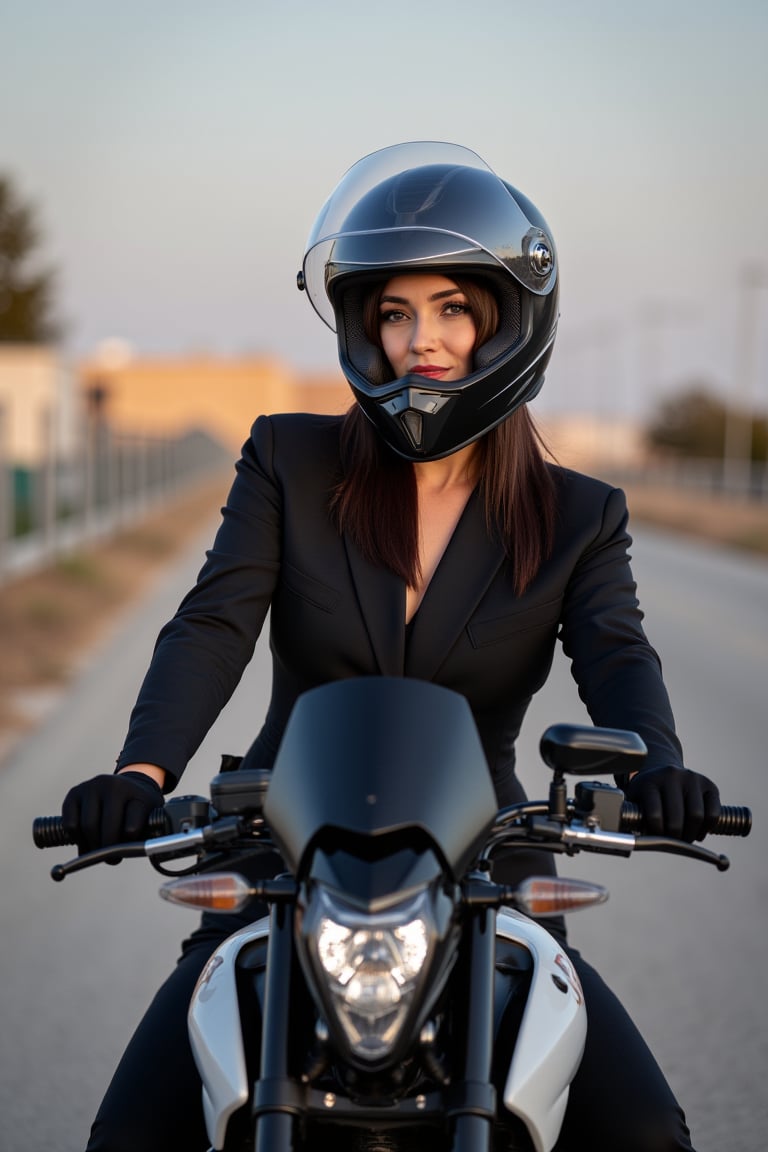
[302,141,555,331]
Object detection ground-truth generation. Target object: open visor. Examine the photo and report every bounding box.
[302,141,557,332]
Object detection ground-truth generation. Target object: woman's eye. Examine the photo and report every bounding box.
[444,301,469,316]
[380,309,407,324]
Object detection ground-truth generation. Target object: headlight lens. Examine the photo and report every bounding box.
[304,888,435,1062]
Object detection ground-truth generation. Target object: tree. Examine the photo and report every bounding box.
[645,384,767,463]
[645,386,725,457]
[0,174,60,342]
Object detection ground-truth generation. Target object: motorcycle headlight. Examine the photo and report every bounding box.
[301,886,437,1063]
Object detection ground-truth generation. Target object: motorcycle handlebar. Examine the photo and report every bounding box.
[31,802,753,852]
[619,802,752,837]
[32,808,168,849]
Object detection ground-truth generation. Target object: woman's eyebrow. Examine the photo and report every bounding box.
[429,288,464,301]
[379,289,463,306]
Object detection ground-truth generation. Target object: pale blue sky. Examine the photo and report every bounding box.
[1,0,767,417]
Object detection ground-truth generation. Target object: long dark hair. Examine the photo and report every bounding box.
[331,276,556,596]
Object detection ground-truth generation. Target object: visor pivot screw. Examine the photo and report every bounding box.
[296,270,306,292]
[530,240,553,277]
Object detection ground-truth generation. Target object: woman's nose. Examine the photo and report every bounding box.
[410,312,438,352]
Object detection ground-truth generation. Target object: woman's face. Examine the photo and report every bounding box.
[378,274,477,382]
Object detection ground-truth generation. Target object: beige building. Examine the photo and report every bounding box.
[540,412,648,472]
[78,349,351,454]
[1,342,645,473]
[0,344,80,465]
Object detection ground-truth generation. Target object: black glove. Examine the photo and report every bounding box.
[623,765,721,842]
[62,772,164,856]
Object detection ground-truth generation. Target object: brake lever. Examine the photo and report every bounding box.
[631,836,731,871]
[51,842,148,881]
[50,817,244,882]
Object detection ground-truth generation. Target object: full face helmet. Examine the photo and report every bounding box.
[299,141,559,461]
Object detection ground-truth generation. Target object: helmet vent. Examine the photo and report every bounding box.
[400,410,423,449]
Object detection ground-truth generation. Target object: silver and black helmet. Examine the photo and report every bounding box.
[299,141,559,461]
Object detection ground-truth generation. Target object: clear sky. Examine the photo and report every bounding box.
[1,0,767,418]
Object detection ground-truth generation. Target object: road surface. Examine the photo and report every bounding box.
[0,519,764,1151]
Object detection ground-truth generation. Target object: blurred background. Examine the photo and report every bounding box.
[1,0,767,579]
[1,4,767,1150]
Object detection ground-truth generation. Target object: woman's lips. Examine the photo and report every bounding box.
[411,365,448,379]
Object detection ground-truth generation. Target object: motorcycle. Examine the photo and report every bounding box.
[34,677,751,1152]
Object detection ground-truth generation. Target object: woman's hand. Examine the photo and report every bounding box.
[62,769,165,855]
[623,765,721,842]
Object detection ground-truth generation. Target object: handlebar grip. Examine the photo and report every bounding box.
[620,802,752,837]
[32,808,168,849]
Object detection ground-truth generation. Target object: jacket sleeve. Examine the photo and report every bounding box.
[116,416,282,786]
[558,486,684,772]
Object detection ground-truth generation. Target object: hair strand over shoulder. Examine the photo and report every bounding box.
[331,404,555,596]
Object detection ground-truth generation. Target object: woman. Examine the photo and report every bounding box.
[62,142,720,1151]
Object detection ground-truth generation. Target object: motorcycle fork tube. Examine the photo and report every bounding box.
[451,906,497,1152]
[253,901,300,1152]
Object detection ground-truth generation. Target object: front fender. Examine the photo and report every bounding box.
[188,916,270,1151]
[496,909,587,1152]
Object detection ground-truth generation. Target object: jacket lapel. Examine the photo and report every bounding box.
[343,489,506,680]
[344,533,406,676]
[405,488,506,681]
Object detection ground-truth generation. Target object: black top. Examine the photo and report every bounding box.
[118,413,682,807]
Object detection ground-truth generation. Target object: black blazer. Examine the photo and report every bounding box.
[119,413,683,807]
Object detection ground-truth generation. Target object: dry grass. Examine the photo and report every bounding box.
[0,473,231,756]
[624,484,768,556]
[0,475,765,761]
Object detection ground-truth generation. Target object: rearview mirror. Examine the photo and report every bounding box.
[540,724,647,776]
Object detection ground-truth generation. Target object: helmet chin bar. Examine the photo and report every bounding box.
[347,347,550,463]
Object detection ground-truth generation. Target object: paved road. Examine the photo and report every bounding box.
[516,529,767,1152]
[0,520,764,1151]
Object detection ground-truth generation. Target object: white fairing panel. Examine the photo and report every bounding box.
[188,917,270,1150]
[496,909,587,1152]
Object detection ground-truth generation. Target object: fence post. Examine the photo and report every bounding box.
[39,405,57,564]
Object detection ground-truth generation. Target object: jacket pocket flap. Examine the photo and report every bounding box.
[468,598,562,648]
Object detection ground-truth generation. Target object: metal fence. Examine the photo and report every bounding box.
[0,407,230,584]
[4,403,763,587]
[601,456,768,502]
